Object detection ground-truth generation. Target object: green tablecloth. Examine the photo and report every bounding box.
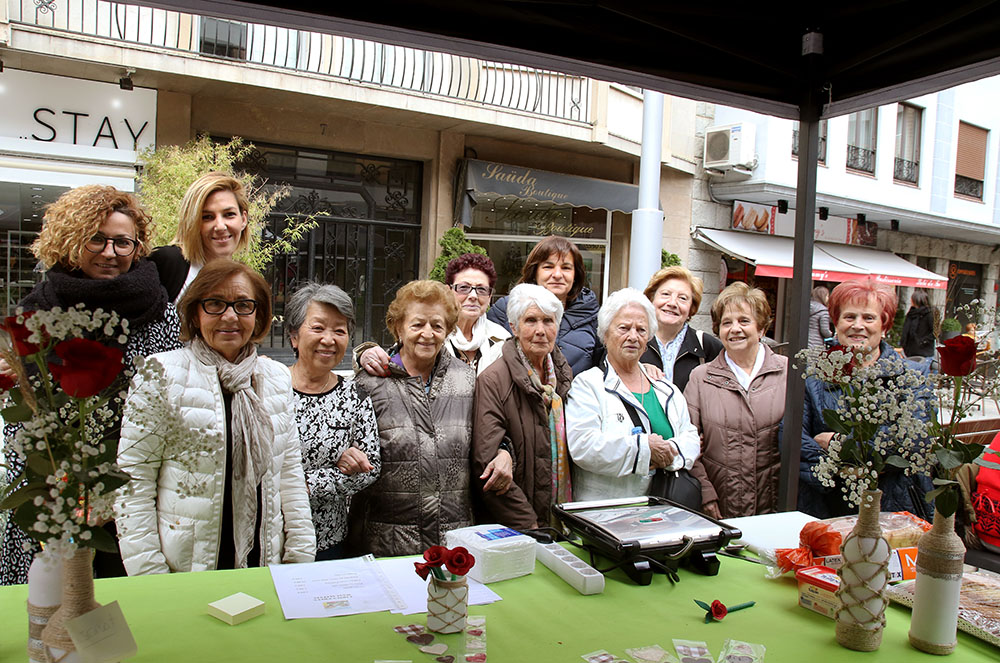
[1,552,994,662]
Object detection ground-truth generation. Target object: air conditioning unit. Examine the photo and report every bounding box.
[703,122,757,172]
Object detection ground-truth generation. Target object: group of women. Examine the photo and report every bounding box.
[1,173,936,584]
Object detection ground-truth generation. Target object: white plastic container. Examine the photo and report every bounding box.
[445,525,536,584]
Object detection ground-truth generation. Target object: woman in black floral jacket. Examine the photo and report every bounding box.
[286,282,380,560]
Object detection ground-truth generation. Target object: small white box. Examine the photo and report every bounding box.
[207,592,265,625]
[445,524,536,584]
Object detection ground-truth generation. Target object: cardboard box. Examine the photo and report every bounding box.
[795,565,840,619]
[207,592,265,625]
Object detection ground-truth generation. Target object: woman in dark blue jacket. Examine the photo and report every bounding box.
[488,236,599,376]
[799,280,934,520]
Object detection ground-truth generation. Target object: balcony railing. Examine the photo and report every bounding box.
[893,157,919,184]
[10,0,591,123]
[791,129,827,163]
[955,174,984,200]
[846,145,876,173]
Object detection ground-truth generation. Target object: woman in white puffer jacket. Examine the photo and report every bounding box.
[115,260,315,574]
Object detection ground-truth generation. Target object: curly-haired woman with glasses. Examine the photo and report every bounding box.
[1,185,181,585]
[115,260,315,574]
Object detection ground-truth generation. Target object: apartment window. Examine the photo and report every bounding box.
[894,104,922,184]
[200,17,247,60]
[791,120,828,163]
[847,109,877,173]
[955,121,988,200]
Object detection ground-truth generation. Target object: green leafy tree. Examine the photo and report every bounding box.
[136,135,319,272]
[428,227,487,282]
[661,250,681,268]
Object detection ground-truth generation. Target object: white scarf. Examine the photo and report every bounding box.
[189,336,272,568]
[448,314,492,353]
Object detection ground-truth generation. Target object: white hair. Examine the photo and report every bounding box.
[506,283,564,332]
[597,287,657,341]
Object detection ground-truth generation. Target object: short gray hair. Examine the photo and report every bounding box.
[597,287,657,341]
[285,282,356,338]
[507,283,564,332]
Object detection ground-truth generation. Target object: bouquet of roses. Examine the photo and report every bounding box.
[414,545,476,581]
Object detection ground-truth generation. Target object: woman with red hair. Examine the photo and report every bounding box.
[798,279,934,519]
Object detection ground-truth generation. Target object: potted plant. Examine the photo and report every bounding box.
[939,317,962,341]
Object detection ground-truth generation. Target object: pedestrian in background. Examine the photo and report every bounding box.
[808,286,833,349]
[900,289,936,359]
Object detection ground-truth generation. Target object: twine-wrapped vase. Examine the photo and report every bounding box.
[26,552,63,663]
[426,576,468,634]
[835,489,890,651]
[41,547,100,661]
[909,509,964,655]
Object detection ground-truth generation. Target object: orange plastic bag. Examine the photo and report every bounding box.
[775,521,843,575]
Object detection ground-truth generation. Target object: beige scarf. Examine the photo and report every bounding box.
[190,336,272,568]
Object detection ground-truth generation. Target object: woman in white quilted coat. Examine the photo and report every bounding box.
[115,260,315,574]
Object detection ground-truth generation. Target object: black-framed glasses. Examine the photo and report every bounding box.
[84,234,139,256]
[199,298,258,316]
[452,283,492,298]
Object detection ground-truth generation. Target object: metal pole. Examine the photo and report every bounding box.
[628,89,665,290]
[778,31,824,511]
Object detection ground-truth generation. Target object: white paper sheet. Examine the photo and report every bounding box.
[375,557,502,615]
[269,554,404,619]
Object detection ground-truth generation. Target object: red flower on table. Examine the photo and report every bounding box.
[48,338,123,398]
[1,312,42,356]
[938,335,977,377]
[710,600,728,620]
[423,545,449,567]
[444,546,475,576]
[413,561,433,580]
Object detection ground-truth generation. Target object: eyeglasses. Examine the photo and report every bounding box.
[452,283,492,298]
[84,234,139,256]
[199,298,258,316]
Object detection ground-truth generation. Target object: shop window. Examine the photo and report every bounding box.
[847,109,877,174]
[955,121,988,200]
[200,17,248,60]
[791,120,827,164]
[894,103,922,184]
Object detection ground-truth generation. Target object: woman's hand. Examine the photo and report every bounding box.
[360,346,391,377]
[814,432,835,450]
[481,449,513,494]
[648,435,678,469]
[701,501,721,519]
[643,363,665,382]
[336,446,375,475]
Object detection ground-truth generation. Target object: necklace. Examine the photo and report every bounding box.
[294,367,335,394]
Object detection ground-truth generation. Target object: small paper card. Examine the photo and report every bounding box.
[65,601,138,663]
[207,592,265,625]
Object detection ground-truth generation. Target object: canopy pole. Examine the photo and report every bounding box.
[629,90,665,290]
[779,31,824,512]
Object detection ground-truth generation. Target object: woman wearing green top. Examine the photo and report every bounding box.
[566,288,700,501]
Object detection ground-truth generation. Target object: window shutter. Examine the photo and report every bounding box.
[956,122,988,181]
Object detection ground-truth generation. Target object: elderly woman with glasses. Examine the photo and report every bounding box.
[566,288,700,501]
[115,260,315,574]
[358,253,510,376]
[286,282,380,560]
[472,284,572,529]
[1,185,181,586]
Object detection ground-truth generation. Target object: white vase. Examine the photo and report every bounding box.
[26,551,62,663]
[41,547,99,663]
[909,509,964,655]
[426,576,468,634]
[835,489,890,651]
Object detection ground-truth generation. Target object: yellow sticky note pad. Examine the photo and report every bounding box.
[207,592,265,625]
[65,601,138,663]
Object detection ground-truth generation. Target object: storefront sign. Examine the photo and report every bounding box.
[0,69,156,154]
[731,200,877,247]
[947,261,981,325]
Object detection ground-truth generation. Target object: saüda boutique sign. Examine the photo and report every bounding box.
[0,69,156,153]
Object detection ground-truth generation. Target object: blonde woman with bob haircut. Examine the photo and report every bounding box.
[683,282,787,519]
[640,266,724,392]
[150,171,250,303]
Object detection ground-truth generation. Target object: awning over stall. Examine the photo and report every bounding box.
[693,228,947,288]
[457,158,640,225]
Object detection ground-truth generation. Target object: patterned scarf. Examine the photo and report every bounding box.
[517,343,571,509]
[189,336,272,568]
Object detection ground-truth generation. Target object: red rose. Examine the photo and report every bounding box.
[423,545,450,567]
[710,600,728,620]
[445,546,475,576]
[413,561,432,580]
[48,338,124,398]
[0,373,15,392]
[938,335,977,376]
[1,313,42,356]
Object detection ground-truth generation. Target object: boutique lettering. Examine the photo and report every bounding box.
[31,108,150,150]
[480,163,570,202]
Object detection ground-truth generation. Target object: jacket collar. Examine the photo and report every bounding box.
[702,343,783,386]
[501,338,573,399]
[600,357,675,412]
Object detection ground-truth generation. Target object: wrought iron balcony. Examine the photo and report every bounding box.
[791,129,827,162]
[846,145,876,173]
[10,0,591,123]
[893,157,919,184]
[955,174,984,200]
